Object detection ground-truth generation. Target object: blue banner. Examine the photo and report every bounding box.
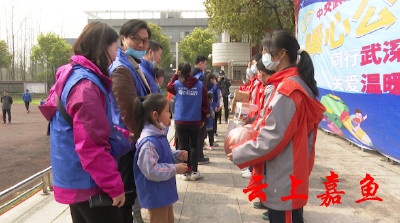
[297,0,400,161]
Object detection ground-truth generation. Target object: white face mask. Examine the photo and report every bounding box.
[156,115,166,132]
[262,53,280,71]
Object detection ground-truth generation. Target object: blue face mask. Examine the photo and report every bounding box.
[149,52,156,68]
[124,39,146,59]
[126,47,146,59]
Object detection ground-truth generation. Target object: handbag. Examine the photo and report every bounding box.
[56,95,130,159]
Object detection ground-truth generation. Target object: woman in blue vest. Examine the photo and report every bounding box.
[108,19,151,223]
[132,94,188,223]
[167,62,209,181]
[39,22,125,223]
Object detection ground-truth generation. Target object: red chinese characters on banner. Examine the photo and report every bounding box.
[243,175,268,202]
[281,175,308,202]
[316,171,345,207]
[361,74,382,94]
[383,73,400,95]
[355,173,383,203]
[360,38,400,66]
[317,0,346,19]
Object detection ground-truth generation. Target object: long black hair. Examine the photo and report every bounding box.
[206,73,216,86]
[132,94,168,141]
[179,62,191,83]
[73,22,119,77]
[262,30,319,97]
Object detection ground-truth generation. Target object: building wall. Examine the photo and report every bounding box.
[212,42,251,66]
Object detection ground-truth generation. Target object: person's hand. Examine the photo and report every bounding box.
[112,192,125,208]
[242,116,253,125]
[176,163,188,174]
[128,132,134,143]
[178,150,188,161]
[227,152,233,162]
[200,122,204,128]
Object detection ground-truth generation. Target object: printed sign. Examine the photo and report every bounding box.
[296,0,400,161]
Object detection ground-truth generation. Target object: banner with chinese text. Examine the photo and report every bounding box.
[297,0,400,161]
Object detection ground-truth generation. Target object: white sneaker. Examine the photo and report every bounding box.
[214,137,218,142]
[240,168,249,173]
[213,142,219,147]
[181,172,190,181]
[190,171,203,180]
[209,146,214,150]
[241,169,252,178]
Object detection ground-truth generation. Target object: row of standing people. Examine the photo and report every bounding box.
[226,30,326,223]
[38,20,188,223]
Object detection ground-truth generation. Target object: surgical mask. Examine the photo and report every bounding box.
[156,83,161,90]
[124,39,146,59]
[213,80,217,85]
[149,52,156,68]
[250,64,257,74]
[157,115,166,131]
[262,53,280,71]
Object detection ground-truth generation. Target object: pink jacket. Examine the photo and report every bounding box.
[39,55,125,204]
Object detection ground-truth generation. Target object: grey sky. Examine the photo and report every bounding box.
[1,0,207,39]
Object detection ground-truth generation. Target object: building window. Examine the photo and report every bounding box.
[180,31,190,39]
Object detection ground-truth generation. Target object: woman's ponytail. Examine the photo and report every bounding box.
[132,97,145,141]
[297,50,319,97]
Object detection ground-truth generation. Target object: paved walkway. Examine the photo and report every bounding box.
[1,122,400,223]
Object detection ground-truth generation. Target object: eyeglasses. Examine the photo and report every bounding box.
[129,36,149,45]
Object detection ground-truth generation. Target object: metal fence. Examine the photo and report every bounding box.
[0,167,52,213]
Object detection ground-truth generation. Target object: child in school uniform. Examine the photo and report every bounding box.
[132,94,189,223]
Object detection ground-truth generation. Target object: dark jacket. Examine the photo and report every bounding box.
[167,74,209,125]
[1,95,13,109]
[218,75,231,96]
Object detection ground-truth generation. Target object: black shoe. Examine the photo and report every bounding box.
[261,210,269,220]
[253,201,268,210]
[198,157,209,164]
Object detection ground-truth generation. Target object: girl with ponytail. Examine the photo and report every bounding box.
[227,30,326,223]
[132,94,188,223]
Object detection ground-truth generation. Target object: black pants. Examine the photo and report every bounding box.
[268,207,304,223]
[175,123,200,172]
[25,102,30,111]
[223,96,229,121]
[117,150,137,223]
[214,111,221,133]
[198,125,207,159]
[207,130,214,146]
[2,109,11,123]
[69,201,123,223]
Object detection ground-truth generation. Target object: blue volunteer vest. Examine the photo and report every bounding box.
[50,64,114,189]
[173,80,202,122]
[134,135,178,209]
[139,59,159,94]
[109,47,149,129]
[194,71,205,80]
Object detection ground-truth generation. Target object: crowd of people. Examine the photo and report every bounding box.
[36,19,324,223]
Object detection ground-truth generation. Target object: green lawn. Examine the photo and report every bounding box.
[12,99,44,105]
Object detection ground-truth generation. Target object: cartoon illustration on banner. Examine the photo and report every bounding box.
[297,0,400,161]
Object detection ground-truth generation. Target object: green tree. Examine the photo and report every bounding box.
[178,28,217,66]
[204,0,295,44]
[148,22,173,69]
[0,40,12,69]
[30,32,72,86]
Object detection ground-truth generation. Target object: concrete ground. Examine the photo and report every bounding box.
[1,121,400,223]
